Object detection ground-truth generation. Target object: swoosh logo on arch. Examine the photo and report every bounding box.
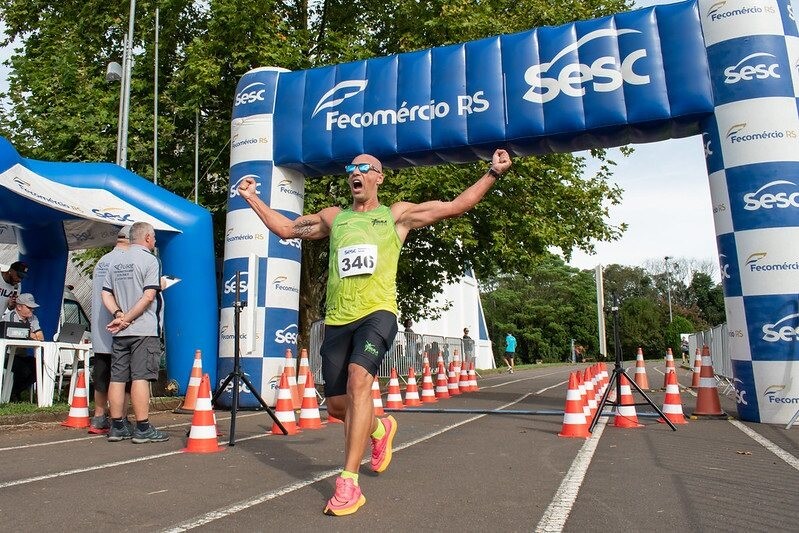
[541,28,642,68]
[312,80,369,117]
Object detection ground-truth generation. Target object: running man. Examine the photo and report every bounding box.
[238,148,512,516]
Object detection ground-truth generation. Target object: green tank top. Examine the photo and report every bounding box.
[325,205,401,325]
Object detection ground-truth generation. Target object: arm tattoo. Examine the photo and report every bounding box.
[293,219,316,237]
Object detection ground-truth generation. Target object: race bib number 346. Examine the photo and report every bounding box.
[338,244,377,278]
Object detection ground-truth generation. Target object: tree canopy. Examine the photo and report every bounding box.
[1,0,635,333]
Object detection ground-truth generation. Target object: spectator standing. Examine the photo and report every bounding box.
[102,221,169,443]
[5,293,43,400]
[88,226,131,434]
[462,328,474,363]
[0,261,28,313]
[504,332,516,373]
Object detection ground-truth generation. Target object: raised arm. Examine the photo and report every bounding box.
[392,149,511,240]
[237,177,339,240]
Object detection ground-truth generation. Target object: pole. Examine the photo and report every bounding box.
[194,109,199,204]
[115,37,127,166]
[595,264,607,359]
[570,338,575,364]
[120,0,136,169]
[153,6,159,185]
[665,256,673,323]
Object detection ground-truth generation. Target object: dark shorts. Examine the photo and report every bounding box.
[320,310,398,397]
[93,353,132,393]
[111,336,161,382]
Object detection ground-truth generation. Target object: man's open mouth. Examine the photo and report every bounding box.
[351,178,363,192]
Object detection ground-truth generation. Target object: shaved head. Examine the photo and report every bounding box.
[352,153,382,173]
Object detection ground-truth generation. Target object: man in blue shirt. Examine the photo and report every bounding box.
[504,333,516,374]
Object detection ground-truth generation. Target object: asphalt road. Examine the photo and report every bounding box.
[0,364,797,532]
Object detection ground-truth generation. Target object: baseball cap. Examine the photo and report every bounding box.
[117,225,132,239]
[9,261,28,279]
[16,293,38,308]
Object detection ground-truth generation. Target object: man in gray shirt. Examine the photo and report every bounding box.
[102,221,168,443]
[88,225,131,434]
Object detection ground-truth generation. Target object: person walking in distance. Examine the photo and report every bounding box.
[238,148,512,516]
[88,226,132,435]
[504,332,516,373]
[102,222,169,443]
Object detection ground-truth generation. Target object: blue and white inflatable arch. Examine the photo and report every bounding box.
[224,0,799,423]
[0,137,218,392]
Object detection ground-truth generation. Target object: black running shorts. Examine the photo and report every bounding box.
[320,310,398,397]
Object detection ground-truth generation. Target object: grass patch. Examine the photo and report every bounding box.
[0,401,70,416]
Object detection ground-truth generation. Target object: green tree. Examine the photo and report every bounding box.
[688,272,725,327]
[664,315,693,356]
[1,0,634,339]
[482,254,599,364]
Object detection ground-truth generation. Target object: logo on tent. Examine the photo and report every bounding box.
[724,52,780,84]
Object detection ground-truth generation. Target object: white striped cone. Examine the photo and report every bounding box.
[583,367,597,417]
[182,374,222,453]
[559,372,590,438]
[691,348,702,389]
[467,362,478,392]
[404,368,422,406]
[176,349,203,413]
[659,370,687,425]
[385,368,404,409]
[297,348,310,392]
[298,370,323,430]
[436,353,445,367]
[692,345,725,417]
[577,372,591,420]
[591,364,603,405]
[663,348,676,389]
[372,376,385,416]
[435,362,450,399]
[614,374,643,428]
[283,349,301,410]
[447,362,461,396]
[633,347,650,390]
[458,365,470,393]
[62,369,90,428]
[271,371,299,435]
[420,366,437,403]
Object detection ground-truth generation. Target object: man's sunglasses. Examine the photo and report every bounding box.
[345,163,381,174]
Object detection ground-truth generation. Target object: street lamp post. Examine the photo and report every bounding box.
[664,255,673,323]
[106,0,136,169]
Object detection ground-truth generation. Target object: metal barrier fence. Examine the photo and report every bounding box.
[308,319,475,385]
[687,323,734,394]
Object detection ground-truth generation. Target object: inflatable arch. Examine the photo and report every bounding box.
[225,0,799,423]
[0,137,218,392]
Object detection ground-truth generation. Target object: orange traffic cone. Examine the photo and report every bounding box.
[422,352,431,372]
[372,376,385,416]
[420,365,438,403]
[447,362,461,396]
[297,348,310,395]
[458,363,470,394]
[691,345,726,418]
[614,374,643,428]
[436,352,445,368]
[558,372,591,438]
[435,361,450,399]
[468,362,479,392]
[62,369,90,428]
[182,374,223,453]
[283,349,301,410]
[175,349,203,413]
[576,371,591,421]
[662,348,676,390]
[659,370,688,425]
[633,347,650,390]
[404,368,422,407]
[583,367,597,418]
[385,368,404,409]
[691,348,702,389]
[298,370,323,430]
[271,370,300,435]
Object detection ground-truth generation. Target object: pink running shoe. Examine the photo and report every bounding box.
[323,476,366,516]
[371,415,397,473]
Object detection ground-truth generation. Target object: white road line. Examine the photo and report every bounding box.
[534,417,608,533]
[729,419,799,471]
[162,390,544,532]
[0,412,261,452]
[0,432,268,489]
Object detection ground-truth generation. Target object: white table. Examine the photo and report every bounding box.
[0,339,92,407]
[0,339,45,404]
